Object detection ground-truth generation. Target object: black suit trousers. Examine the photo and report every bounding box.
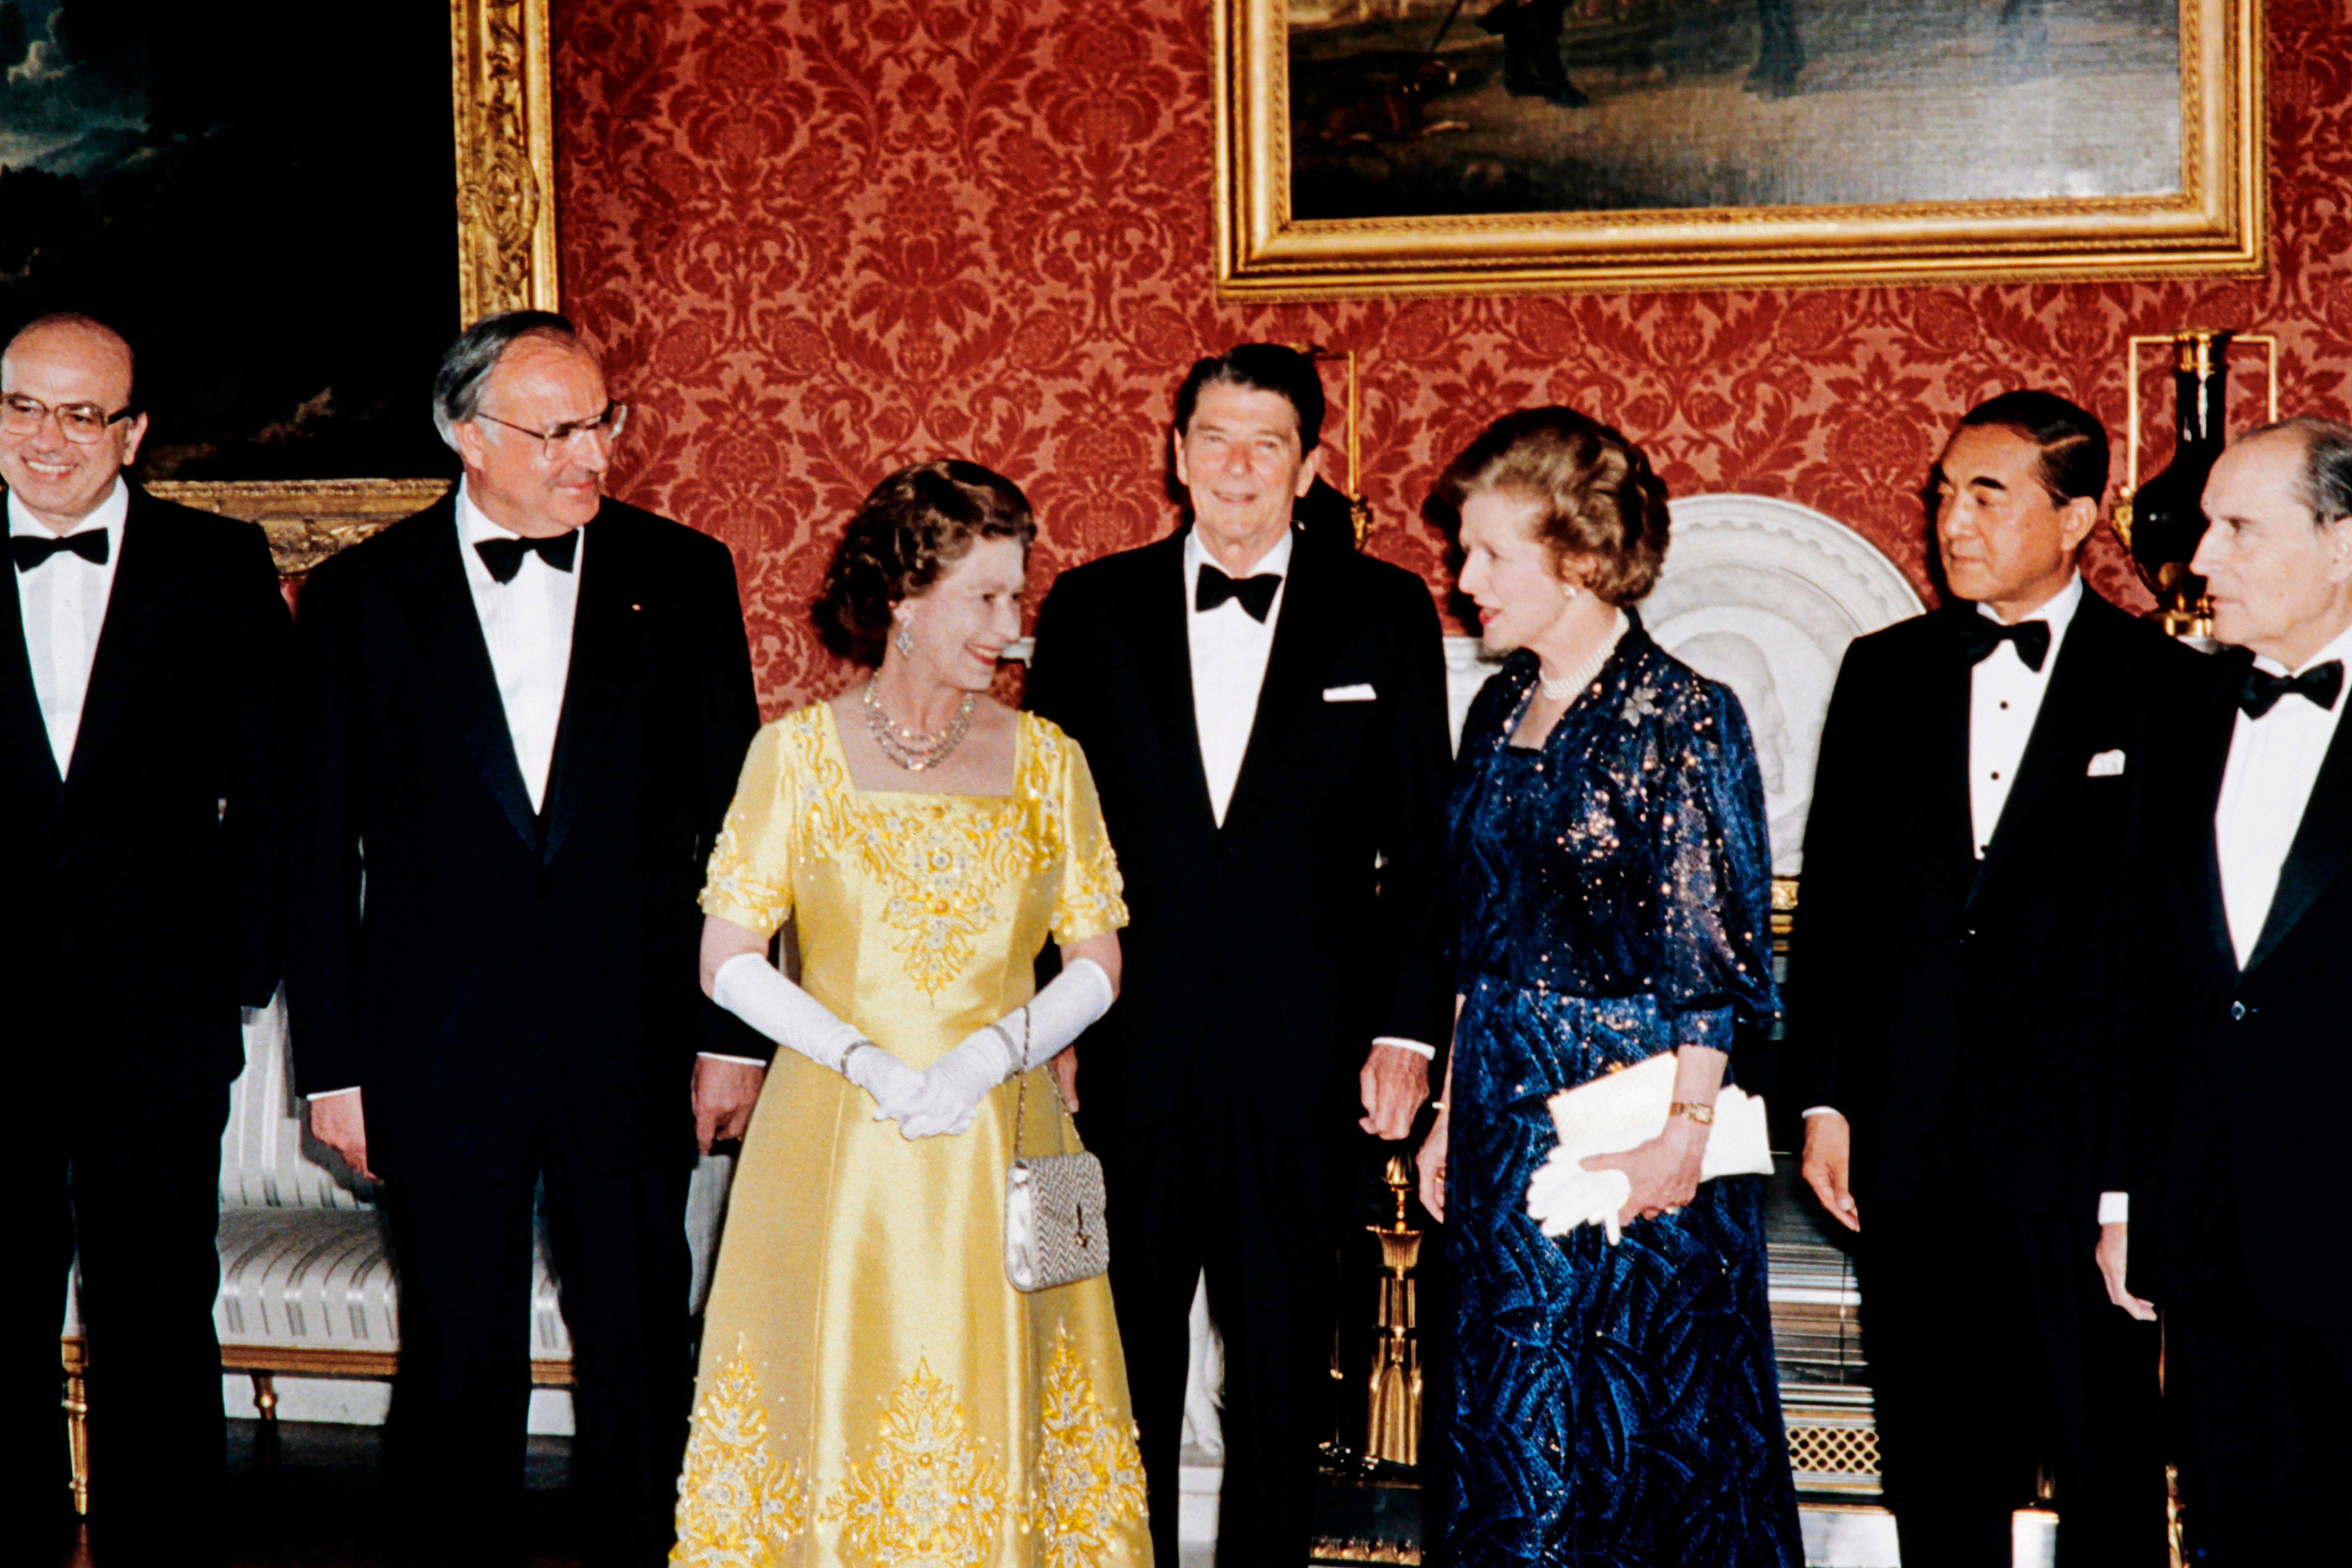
[3,1053,230,1568]
[1090,1106,1341,1568]
[384,1132,692,1568]
[2168,1274,2352,1565]
[1861,1206,2165,1568]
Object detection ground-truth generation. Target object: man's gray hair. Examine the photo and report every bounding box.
[2244,415,2352,526]
[431,310,582,451]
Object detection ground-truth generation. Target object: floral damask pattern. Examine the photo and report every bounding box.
[555,0,2352,716]
[821,1359,1011,1566]
[673,1340,810,1568]
[1030,1326,1148,1568]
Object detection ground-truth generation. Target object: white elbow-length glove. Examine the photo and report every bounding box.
[897,958,1115,1139]
[710,953,927,1122]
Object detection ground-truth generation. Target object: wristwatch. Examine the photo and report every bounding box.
[1667,1101,1716,1126]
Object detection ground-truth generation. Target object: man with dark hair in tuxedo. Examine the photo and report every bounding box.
[2,312,291,1564]
[2106,416,2352,1563]
[288,312,760,1566]
[1026,343,1455,1566]
[1795,390,2176,1566]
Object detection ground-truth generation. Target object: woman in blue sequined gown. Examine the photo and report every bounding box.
[1416,409,1801,1567]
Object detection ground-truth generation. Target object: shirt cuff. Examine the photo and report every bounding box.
[1801,1106,1841,1119]
[306,1086,360,1100]
[698,1052,771,1068]
[2098,1191,2129,1225]
[1371,1036,1436,1060]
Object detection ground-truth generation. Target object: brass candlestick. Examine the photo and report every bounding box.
[1365,1155,1424,1467]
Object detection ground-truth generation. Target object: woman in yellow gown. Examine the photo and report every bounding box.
[671,462,1151,1568]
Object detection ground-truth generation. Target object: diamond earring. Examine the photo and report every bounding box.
[893,622,915,658]
[1562,583,1581,601]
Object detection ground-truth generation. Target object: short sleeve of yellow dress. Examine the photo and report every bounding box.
[673,705,1150,1568]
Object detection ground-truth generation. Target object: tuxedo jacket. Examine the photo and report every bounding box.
[1791,590,2190,1227]
[284,495,760,1181]
[1025,525,1456,1162]
[3,483,291,1083]
[2124,648,2352,1324]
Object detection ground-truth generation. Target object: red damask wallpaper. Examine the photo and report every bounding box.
[552,0,2352,714]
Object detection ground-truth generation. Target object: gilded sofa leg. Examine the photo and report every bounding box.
[63,1367,90,1516]
[250,1372,282,1468]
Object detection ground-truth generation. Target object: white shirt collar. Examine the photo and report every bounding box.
[1973,570,2083,634]
[7,476,129,540]
[2249,617,2352,688]
[1183,524,1294,590]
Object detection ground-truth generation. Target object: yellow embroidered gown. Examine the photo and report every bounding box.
[673,703,1150,1568]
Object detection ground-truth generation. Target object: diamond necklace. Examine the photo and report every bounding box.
[863,677,977,772]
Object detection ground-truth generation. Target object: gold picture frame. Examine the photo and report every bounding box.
[1216,0,2263,300]
[159,0,558,571]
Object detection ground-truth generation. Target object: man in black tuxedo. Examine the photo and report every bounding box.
[2,312,291,1564]
[287,312,759,1566]
[1026,344,1455,1566]
[2106,417,2352,1563]
[1794,391,2176,1566]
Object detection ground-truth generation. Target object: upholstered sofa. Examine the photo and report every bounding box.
[57,998,735,1511]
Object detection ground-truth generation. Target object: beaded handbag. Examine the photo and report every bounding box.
[1003,1010,1110,1292]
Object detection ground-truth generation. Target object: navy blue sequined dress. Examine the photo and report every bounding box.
[1444,621,1801,1567]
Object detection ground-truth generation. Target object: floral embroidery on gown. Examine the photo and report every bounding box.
[673,704,1149,1568]
[1443,622,1802,1567]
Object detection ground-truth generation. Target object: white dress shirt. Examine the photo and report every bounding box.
[10,479,129,776]
[2099,620,2352,1226]
[2215,620,2352,965]
[1968,573,2082,859]
[458,485,582,813]
[1185,524,1292,826]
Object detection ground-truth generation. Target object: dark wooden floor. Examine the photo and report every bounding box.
[45,1421,582,1568]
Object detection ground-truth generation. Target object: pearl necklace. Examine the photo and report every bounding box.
[1537,611,1627,702]
[862,677,977,772]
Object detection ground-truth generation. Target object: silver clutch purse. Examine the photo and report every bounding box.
[1003,1012,1109,1292]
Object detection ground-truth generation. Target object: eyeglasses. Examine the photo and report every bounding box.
[473,401,629,461]
[0,394,139,444]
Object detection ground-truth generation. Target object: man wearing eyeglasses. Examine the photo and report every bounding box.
[285,311,759,1566]
[2,312,292,1563]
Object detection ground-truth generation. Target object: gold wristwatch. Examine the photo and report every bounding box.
[1668,1101,1716,1126]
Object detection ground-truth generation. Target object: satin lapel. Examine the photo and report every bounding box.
[539,518,626,865]
[65,492,168,790]
[1921,612,1978,877]
[1141,530,1217,835]
[1965,599,2110,910]
[0,521,61,797]
[1222,526,1323,836]
[2187,680,2241,975]
[2245,695,2352,974]
[405,503,542,850]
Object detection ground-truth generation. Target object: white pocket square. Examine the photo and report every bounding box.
[2087,750,2127,778]
[1323,683,1377,702]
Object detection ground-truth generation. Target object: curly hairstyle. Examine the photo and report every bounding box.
[814,459,1037,664]
[1426,407,1671,606]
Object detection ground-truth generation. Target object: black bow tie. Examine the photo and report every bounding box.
[12,529,108,572]
[475,530,578,583]
[1956,613,2052,672]
[2239,660,2345,719]
[1196,564,1282,622]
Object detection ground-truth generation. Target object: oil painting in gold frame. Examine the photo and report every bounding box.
[1217,0,2262,299]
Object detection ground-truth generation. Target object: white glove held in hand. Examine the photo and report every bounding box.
[897,957,1115,1139]
[711,953,926,1122]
